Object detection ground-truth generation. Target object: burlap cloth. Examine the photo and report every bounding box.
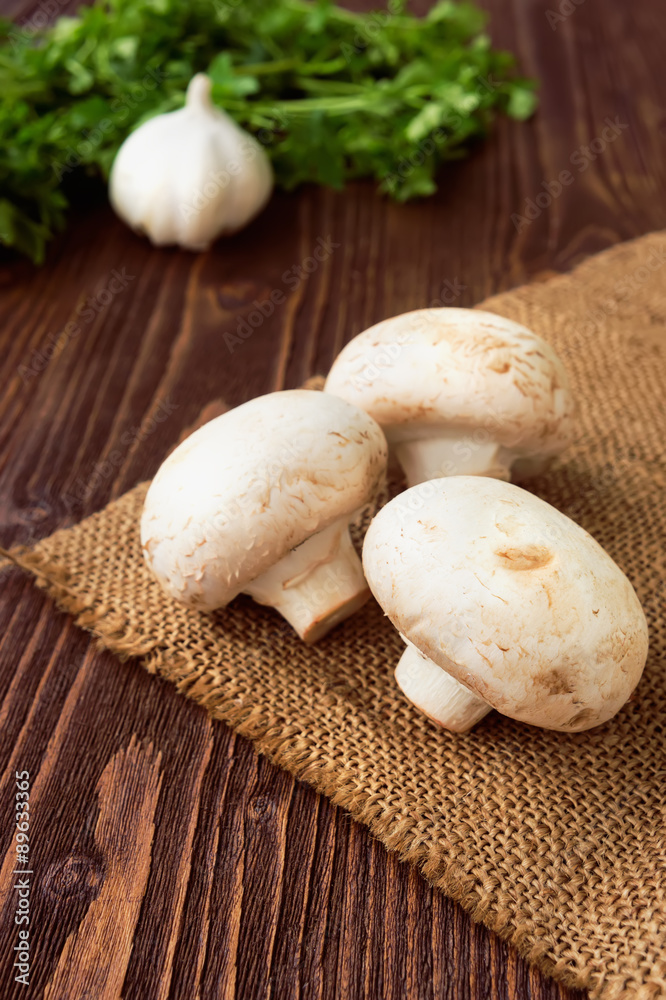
[2,232,666,999]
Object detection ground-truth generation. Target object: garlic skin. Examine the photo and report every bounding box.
[109,73,274,250]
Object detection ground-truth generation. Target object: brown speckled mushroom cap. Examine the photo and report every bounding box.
[362,476,648,731]
[141,389,387,611]
[325,308,575,458]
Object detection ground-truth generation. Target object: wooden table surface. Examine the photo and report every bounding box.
[1,0,664,997]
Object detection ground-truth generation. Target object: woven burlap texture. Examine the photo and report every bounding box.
[5,232,666,1000]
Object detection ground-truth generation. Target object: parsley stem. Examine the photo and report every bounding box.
[236,56,350,77]
[249,95,386,116]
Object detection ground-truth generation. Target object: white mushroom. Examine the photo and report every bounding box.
[362,476,648,732]
[325,307,576,485]
[141,389,387,642]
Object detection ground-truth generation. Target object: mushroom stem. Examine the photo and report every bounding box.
[244,516,370,644]
[395,642,491,732]
[392,434,512,486]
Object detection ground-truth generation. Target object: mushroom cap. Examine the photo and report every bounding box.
[142,390,387,609]
[325,308,575,457]
[362,477,648,731]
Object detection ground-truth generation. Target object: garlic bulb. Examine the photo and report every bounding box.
[109,74,274,250]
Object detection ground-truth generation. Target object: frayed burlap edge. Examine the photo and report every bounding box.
[0,541,586,991]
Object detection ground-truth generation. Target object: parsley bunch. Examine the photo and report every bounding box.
[0,0,536,262]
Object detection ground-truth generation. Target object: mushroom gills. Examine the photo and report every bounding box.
[390,431,514,486]
[244,515,370,644]
[395,640,491,732]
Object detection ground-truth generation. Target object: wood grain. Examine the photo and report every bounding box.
[1,0,664,996]
[43,738,163,1000]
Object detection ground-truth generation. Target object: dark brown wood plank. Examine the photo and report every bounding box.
[1,0,664,996]
[42,738,163,1000]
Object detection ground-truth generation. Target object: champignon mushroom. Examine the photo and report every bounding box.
[324,307,576,485]
[362,476,648,732]
[141,389,387,642]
